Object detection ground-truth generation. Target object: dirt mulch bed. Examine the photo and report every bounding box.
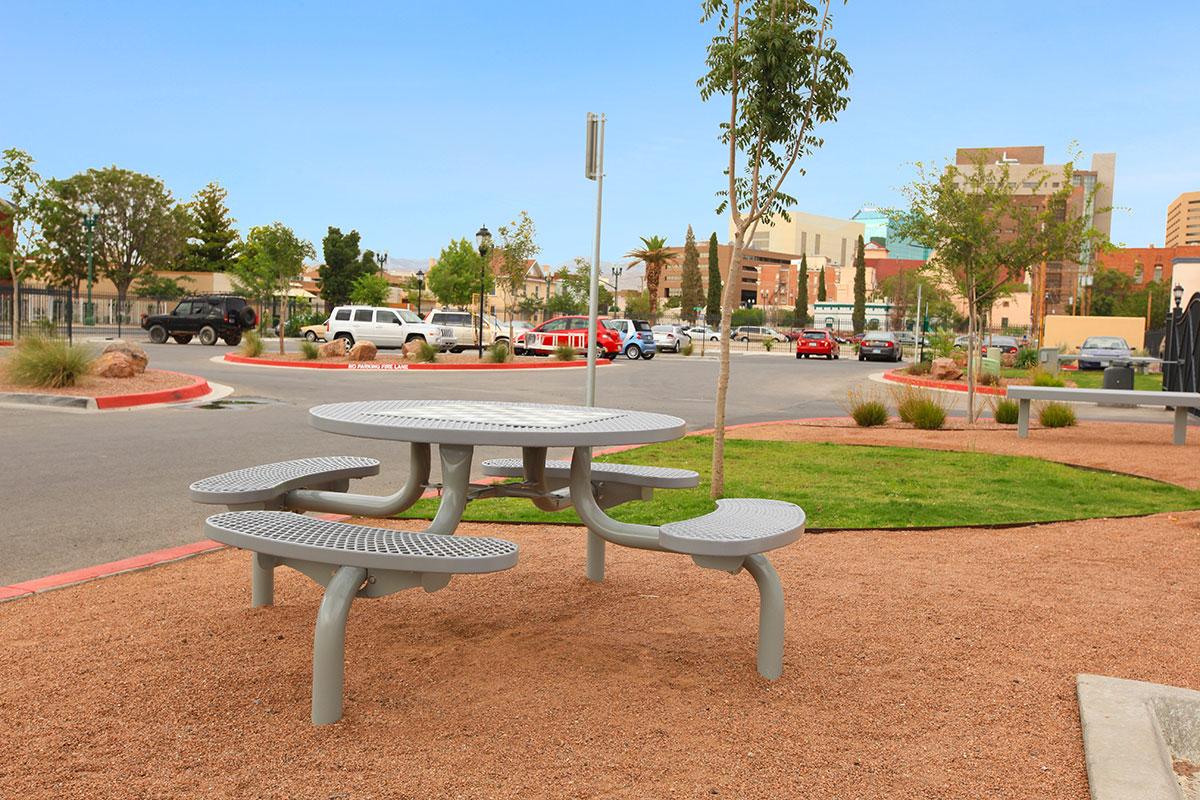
[0,367,196,398]
[4,513,1200,798]
[239,351,561,365]
[728,419,1200,489]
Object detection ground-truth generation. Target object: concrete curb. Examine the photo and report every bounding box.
[882,368,1007,396]
[222,353,612,371]
[0,370,212,412]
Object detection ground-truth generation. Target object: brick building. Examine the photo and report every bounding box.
[1092,245,1200,286]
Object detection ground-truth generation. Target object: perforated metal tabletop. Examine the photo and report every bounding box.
[309,400,687,447]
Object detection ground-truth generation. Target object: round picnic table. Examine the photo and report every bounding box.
[305,400,687,543]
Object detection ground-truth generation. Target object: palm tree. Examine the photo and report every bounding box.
[625,235,679,322]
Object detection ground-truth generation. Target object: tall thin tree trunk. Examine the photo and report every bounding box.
[710,234,744,499]
[966,281,977,423]
[279,281,288,355]
[9,252,19,342]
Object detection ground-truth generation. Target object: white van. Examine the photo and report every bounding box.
[423,309,511,352]
[326,306,456,350]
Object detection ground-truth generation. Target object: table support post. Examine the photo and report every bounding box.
[285,443,431,516]
[425,444,474,535]
[251,553,277,608]
[1174,406,1189,446]
[585,532,606,582]
[1017,399,1031,438]
[312,565,366,725]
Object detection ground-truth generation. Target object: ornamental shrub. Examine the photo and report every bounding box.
[300,340,320,359]
[1039,402,1077,428]
[553,343,577,361]
[1031,369,1065,388]
[845,387,889,427]
[993,399,1020,425]
[240,330,265,357]
[6,336,95,388]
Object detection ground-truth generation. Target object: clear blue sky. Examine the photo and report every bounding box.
[4,1,1197,267]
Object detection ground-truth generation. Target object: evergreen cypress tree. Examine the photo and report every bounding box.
[816,262,827,302]
[795,252,809,326]
[852,234,867,332]
[705,232,722,326]
[679,225,704,324]
[183,182,240,271]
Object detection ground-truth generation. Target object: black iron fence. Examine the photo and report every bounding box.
[1,284,181,343]
[1163,293,1199,416]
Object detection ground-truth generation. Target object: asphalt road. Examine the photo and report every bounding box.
[1,341,877,584]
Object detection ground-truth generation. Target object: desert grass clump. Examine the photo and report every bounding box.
[909,399,947,430]
[1039,402,1077,428]
[1031,369,1065,388]
[844,387,889,427]
[976,370,1001,387]
[763,338,774,352]
[485,341,511,363]
[413,341,439,363]
[680,341,694,356]
[992,398,1020,425]
[893,384,949,430]
[300,340,320,360]
[5,336,95,388]
[240,330,265,357]
[906,360,932,376]
[553,343,577,361]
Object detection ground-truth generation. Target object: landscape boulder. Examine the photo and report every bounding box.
[102,340,148,374]
[930,358,963,381]
[401,340,424,360]
[318,339,346,358]
[92,351,139,379]
[348,341,378,361]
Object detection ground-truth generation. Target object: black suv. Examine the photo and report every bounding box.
[141,295,257,346]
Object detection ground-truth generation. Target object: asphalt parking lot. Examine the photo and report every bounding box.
[0,340,880,584]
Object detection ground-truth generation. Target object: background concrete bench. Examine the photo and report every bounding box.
[205,510,518,724]
[1005,385,1200,444]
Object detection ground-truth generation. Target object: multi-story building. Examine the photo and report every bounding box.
[733,210,865,272]
[1092,245,1200,288]
[1166,192,1200,247]
[850,206,932,261]
[953,146,1116,315]
[659,242,799,308]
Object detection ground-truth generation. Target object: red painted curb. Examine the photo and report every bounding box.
[0,539,226,599]
[94,370,212,409]
[882,369,1007,396]
[224,353,610,371]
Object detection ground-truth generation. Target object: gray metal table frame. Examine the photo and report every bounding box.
[297,400,689,578]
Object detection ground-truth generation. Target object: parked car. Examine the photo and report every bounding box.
[141,295,257,346]
[424,308,509,351]
[301,322,328,342]
[603,318,657,360]
[513,315,622,358]
[1078,336,1132,370]
[327,305,456,350]
[891,330,916,346]
[685,325,722,341]
[795,329,839,360]
[731,325,788,343]
[858,331,903,362]
[652,324,692,353]
[980,334,1019,356]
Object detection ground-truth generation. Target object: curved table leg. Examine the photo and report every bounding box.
[312,565,367,725]
[424,444,474,535]
[285,442,432,516]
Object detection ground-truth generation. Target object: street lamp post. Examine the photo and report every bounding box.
[81,202,99,326]
[415,269,425,316]
[376,251,388,276]
[544,275,553,322]
[1165,284,1185,390]
[475,225,492,358]
[611,265,622,312]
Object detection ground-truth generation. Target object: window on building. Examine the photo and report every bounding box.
[1133,264,1144,284]
[814,233,821,254]
[1153,265,1163,282]
[841,238,847,266]
[751,231,770,249]
[800,232,807,253]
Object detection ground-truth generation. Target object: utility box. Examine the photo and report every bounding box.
[1038,347,1060,375]
[1103,363,1134,391]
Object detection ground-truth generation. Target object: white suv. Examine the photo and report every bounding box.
[424,309,508,352]
[327,306,456,350]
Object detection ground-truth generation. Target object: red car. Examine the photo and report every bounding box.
[514,315,622,358]
[795,329,839,360]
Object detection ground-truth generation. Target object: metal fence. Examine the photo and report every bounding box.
[0,284,180,343]
[1163,293,1199,416]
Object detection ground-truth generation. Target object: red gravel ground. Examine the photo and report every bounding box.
[3,511,1199,798]
[728,419,1199,488]
[0,367,196,398]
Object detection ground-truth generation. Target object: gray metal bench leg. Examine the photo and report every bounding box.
[425,444,474,536]
[312,565,367,725]
[743,554,784,680]
[1174,406,1189,446]
[1017,399,1031,438]
[586,532,606,582]
[251,552,278,608]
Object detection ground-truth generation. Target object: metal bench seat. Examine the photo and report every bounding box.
[659,498,806,557]
[1005,385,1200,444]
[481,458,699,488]
[204,510,518,725]
[189,456,381,506]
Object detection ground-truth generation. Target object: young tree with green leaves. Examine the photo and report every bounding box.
[496,211,540,340]
[349,272,391,306]
[182,182,241,271]
[233,222,315,354]
[624,290,652,319]
[133,273,194,300]
[0,148,46,340]
[705,232,722,326]
[319,227,369,311]
[679,225,705,324]
[699,0,851,496]
[851,234,866,332]
[428,237,490,308]
[795,252,809,326]
[625,235,679,322]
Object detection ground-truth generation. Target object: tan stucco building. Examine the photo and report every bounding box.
[731,210,865,272]
[1166,191,1200,247]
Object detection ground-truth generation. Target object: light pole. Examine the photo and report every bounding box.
[415,269,425,316]
[81,202,99,326]
[544,274,553,322]
[611,265,622,313]
[475,225,492,358]
[1166,284,1185,390]
[376,251,388,276]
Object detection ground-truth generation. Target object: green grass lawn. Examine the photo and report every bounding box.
[1001,368,1162,391]
[396,437,1199,529]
